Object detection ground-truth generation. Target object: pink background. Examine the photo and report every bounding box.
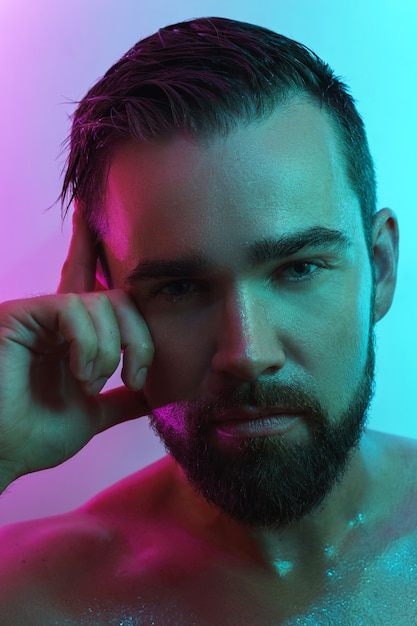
[1,0,416,526]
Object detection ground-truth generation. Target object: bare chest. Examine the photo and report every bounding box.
[15,540,417,626]
[137,554,416,625]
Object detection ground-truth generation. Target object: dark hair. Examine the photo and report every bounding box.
[61,16,376,253]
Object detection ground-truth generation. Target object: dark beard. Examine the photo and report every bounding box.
[149,330,375,530]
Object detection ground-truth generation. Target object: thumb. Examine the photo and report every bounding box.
[95,386,151,433]
[58,204,98,294]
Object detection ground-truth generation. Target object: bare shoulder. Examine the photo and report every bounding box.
[0,456,175,608]
[364,429,417,537]
[371,427,417,452]
[0,500,115,620]
[367,428,417,478]
[83,453,178,520]
[0,454,175,553]
[355,432,417,621]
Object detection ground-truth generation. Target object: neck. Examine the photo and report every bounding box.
[172,431,379,573]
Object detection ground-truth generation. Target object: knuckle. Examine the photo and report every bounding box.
[60,292,85,312]
[97,344,121,374]
[137,338,155,364]
[122,338,154,371]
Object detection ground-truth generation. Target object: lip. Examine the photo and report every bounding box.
[213,406,301,422]
[212,407,303,439]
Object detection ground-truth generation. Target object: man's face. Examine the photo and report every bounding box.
[103,100,376,528]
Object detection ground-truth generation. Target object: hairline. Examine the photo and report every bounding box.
[95,91,369,241]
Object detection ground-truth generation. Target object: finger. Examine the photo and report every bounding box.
[55,293,100,381]
[30,291,153,395]
[58,203,97,294]
[79,292,122,394]
[95,386,151,433]
[3,294,99,378]
[7,293,102,393]
[106,290,155,391]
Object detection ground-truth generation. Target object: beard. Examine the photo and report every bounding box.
[149,329,376,530]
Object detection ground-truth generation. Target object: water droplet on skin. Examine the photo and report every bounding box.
[273,559,294,576]
[348,512,365,528]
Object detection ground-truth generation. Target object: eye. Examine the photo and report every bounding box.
[153,280,200,302]
[279,261,322,281]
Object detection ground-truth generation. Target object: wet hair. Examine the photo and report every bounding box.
[60,16,376,253]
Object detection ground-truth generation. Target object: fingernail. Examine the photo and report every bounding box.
[133,367,147,389]
[86,377,108,395]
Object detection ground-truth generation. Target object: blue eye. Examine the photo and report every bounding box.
[288,262,316,277]
[279,261,323,282]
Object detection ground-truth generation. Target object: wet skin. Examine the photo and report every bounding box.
[1,436,417,625]
[104,99,376,425]
[102,98,396,526]
[0,100,412,624]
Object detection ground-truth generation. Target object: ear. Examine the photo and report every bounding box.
[372,208,399,323]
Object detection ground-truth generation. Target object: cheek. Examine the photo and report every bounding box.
[143,316,212,409]
[297,278,373,413]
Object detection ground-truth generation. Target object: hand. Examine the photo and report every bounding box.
[58,206,108,294]
[0,208,154,486]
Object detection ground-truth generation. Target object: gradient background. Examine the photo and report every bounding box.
[0,0,416,526]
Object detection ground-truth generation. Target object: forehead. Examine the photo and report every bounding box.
[103,100,363,268]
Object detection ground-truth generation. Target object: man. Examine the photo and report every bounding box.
[0,16,414,624]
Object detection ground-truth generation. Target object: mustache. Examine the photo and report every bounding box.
[187,381,326,427]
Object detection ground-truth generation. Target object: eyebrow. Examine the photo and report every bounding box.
[124,226,352,285]
[249,226,352,265]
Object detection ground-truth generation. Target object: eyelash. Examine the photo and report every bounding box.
[276,260,323,282]
[148,261,325,303]
[149,280,201,302]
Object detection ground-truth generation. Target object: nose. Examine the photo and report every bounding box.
[211,286,286,382]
